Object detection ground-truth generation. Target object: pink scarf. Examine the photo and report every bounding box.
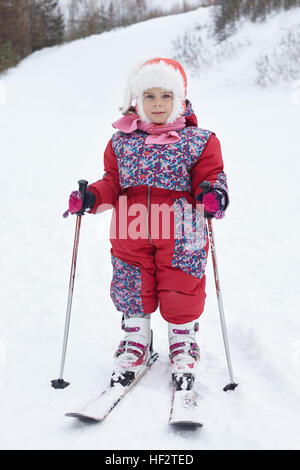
[112,114,186,145]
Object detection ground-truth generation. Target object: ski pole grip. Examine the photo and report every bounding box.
[77,179,88,216]
[199,181,212,195]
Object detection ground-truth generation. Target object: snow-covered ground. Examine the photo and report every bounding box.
[0,6,300,450]
[175,6,300,87]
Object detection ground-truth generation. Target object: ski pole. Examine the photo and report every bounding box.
[199,182,238,392]
[51,179,88,389]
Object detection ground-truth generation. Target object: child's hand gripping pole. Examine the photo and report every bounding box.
[199,182,238,392]
[51,180,88,389]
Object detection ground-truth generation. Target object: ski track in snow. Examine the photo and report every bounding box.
[0,6,300,450]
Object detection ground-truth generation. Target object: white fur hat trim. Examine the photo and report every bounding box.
[122,58,187,124]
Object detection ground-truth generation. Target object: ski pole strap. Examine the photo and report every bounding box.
[76,179,88,216]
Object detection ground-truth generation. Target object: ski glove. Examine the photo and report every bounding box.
[196,187,226,219]
[63,190,96,218]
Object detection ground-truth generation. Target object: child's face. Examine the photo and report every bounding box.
[142,88,174,124]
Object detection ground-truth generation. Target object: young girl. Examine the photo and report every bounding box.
[65,57,229,389]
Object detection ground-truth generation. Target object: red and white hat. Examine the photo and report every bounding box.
[122,57,188,124]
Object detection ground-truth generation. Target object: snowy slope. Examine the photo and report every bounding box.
[1,6,300,450]
[173,6,300,87]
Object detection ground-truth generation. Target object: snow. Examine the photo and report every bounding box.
[173,6,300,87]
[1,5,300,450]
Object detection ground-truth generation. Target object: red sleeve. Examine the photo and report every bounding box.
[191,133,228,204]
[87,139,122,214]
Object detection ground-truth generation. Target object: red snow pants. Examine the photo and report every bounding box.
[109,186,208,325]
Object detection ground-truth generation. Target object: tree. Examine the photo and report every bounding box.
[0,0,31,71]
[283,0,298,9]
[212,0,300,43]
[0,41,19,73]
[213,0,239,42]
[29,0,65,52]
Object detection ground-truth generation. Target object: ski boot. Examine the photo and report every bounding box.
[168,320,200,391]
[111,315,154,387]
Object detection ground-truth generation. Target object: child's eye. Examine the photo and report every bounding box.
[162,94,172,99]
[145,94,154,99]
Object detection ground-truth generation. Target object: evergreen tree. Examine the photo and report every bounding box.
[213,0,239,42]
[270,0,283,13]
[0,41,19,72]
[0,0,31,71]
[283,0,298,9]
[29,0,65,52]
[213,0,300,42]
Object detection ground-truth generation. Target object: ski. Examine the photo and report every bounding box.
[169,373,203,427]
[65,352,158,422]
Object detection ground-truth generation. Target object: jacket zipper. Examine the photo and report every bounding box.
[147,185,153,245]
[140,139,153,245]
